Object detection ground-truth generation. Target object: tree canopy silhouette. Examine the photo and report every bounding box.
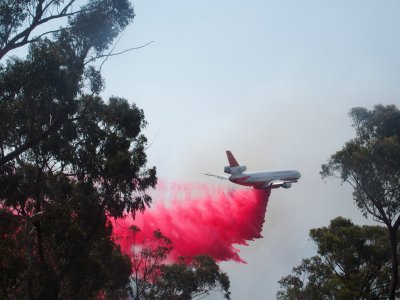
[277,217,393,300]
[321,104,400,299]
[0,1,158,298]
[126,226,231,300]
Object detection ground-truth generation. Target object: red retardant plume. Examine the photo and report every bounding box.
[111,183,270,263]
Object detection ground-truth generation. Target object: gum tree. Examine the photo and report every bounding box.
[321,105,400,299]
[127,227,231,300]
[0,1,158,298]
[277,217,392,300]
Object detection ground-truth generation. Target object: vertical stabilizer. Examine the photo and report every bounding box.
[226,151,239,167]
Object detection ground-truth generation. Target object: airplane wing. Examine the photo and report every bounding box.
[203,173,229,180]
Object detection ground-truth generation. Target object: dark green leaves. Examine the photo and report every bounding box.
[321,105,400,224]
[321,105,400,299]
[0,1,155,298]
[129,229,231,300]
[277,217,392,300]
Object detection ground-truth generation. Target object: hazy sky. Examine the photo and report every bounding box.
[100,1,400,299]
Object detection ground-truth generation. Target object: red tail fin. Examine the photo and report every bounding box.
[226,151,239,167]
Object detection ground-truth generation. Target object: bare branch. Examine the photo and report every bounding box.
[84,41,155,66]
[27,28,64,43]
[0,2,92,61]
[144,132,159,151]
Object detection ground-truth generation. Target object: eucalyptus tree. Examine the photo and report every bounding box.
[321,105,400,299]
[0,1,158,298]
[277,217,392,300]
[127,227,231,300]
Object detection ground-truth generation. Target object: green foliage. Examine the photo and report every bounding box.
[0,1,157,298]
[129,229,231,300]
[151,255,231,300]
[277,256,332,300]
[321,105,400,299]
[277,217,393,300]
[321,104,400,224]
[0,0,135,60]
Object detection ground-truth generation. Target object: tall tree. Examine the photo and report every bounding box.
[277,217,392,300]
[0,0,134,61]
[126,227,231,300]
[153,255,231,300]
[321,105,400,299]
[0,0,135,166]
[0,1,158,298]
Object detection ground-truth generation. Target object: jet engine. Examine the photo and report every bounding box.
[224,166,231,174]
[282,182,292,189]
[224,165,247,174]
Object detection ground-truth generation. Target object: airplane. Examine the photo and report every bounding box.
[205,151,301,189]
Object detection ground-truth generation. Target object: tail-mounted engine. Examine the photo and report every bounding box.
[224,165,247,174]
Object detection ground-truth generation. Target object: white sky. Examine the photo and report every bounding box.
[100,1,400,299]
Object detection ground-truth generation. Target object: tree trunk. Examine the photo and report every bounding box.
[24,221,34,300]
[35,222,59,300]
[388,227,398,300]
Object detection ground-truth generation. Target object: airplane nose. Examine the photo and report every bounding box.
[296,171,302,178]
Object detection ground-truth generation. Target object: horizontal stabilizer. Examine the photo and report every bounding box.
[204,173,229,181]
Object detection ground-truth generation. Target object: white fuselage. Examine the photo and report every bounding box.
[229,170,301,189]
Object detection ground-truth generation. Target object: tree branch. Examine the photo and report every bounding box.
[0,118,62,167]
[0,2,91,61]
[84,41,155,66]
